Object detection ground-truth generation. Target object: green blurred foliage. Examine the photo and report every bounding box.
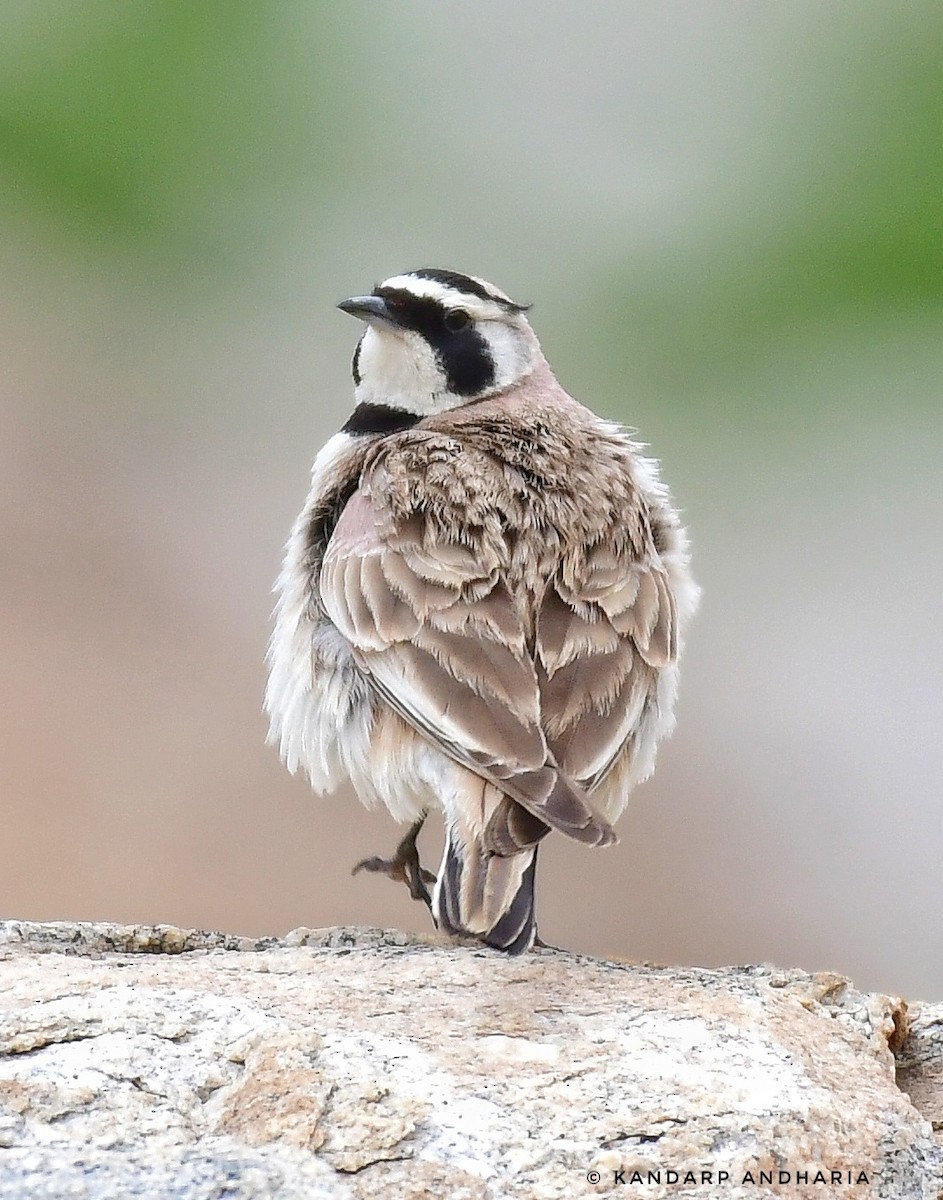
[0,1,348,277]
[605,7,943,396]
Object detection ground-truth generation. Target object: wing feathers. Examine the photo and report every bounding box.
[342,558,388,649]
[536,555,677,788]
[536,587,620,675]
[404,540,484,584]
[548,668,656,786]
[358,554,421,640]
[370,642,546,768]
[427,579,522,645]
[539,642,636,737]
[413,626,538,718]
[322,450,680,844]
[380,552,455,614]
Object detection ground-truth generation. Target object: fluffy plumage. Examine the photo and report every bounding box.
[265,268,699,954]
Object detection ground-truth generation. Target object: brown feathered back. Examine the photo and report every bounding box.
[319,362,690,851]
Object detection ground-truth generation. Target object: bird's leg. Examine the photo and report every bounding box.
[352,814,436,911]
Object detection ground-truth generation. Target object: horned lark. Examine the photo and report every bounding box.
[265,269,699,954]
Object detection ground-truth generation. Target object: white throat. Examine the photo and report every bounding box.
[353,322,539,416]
[354,326,450,415]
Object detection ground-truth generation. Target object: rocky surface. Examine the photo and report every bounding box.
[0,920,940,1199]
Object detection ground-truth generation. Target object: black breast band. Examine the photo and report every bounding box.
[342,402,421,436]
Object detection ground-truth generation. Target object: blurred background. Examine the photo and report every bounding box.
[2,1,941,999]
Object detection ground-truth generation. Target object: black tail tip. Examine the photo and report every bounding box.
[481,918,537,956]
[434,840,539,955]
[480,850,538,954]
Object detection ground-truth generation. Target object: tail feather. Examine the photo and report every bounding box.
[437,832,465,935]
[434,831,538,956]
[484,797,549,855]
[495,764,617,848]
[483,852,538,954]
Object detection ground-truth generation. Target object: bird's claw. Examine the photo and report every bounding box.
[352,815,435,910]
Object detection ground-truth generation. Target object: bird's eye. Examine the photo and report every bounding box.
[444,308,470,332]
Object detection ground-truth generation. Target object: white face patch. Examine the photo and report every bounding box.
[354,325,451,415]
[477,321,536,392]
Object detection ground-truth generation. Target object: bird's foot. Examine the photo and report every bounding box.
[352,815,436,910]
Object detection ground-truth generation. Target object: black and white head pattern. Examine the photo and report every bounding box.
[341,269,536,433]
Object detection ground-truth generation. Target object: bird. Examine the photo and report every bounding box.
[265,268,699,955]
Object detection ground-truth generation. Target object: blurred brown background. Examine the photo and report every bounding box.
[2,2,941,998]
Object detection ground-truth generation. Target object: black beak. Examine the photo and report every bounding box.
[337,295,394,325]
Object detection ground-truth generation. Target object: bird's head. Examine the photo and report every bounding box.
[338,269,538,427]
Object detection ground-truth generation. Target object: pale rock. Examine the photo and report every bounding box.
[0,920,939,1199]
